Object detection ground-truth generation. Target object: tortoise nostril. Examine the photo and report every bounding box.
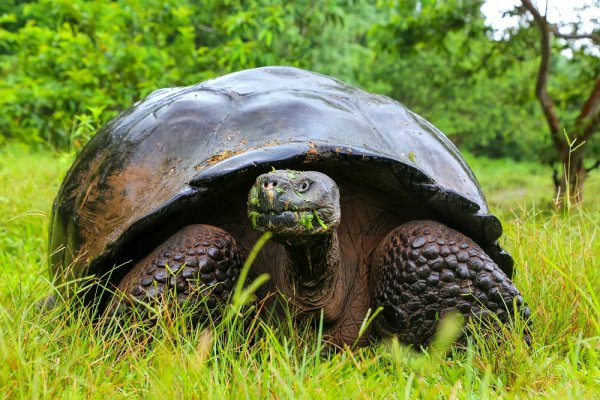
[261,177,281,189]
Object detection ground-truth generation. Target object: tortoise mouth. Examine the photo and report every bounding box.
[249,208,333,237]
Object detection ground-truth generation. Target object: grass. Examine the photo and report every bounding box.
[1,142,599,399]
[464,153,600,213]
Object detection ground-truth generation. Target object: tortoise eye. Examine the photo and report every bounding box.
[298,180,311,192]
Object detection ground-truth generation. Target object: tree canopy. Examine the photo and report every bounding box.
[1,0,597,177]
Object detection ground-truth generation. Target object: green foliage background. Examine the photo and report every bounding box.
[1,0,598,161]
[1,2,599,397]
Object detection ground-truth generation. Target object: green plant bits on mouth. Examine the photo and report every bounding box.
[248,211,260,229]
[249,185,260,200]
[298,212,314,230]
[313,210,328,230]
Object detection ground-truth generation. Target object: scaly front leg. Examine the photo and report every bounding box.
[103,224,244,326]
[370,220,530,347]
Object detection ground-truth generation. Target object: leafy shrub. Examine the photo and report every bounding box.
[0,0,343,150]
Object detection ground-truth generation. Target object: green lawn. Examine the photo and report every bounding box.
[1,143,599,399]
[464,153,600,214]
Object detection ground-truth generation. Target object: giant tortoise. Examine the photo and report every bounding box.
[49,66,529,347]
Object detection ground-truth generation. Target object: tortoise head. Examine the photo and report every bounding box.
[247,170,341,241]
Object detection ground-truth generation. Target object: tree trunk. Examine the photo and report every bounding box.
[520,0,600,207]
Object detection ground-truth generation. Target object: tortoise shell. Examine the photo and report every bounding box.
[49,66,513,298]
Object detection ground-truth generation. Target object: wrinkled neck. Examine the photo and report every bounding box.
[283,232,347,322]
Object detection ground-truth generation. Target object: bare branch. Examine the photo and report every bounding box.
[575,75,600,143]
[521,0,565,150]
[581,111,600,143]
[520,1,599,202]
[548,25,600,44]
[520,0,546,26]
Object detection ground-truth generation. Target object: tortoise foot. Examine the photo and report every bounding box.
[370,220,530,347]
[102,224,244,326]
